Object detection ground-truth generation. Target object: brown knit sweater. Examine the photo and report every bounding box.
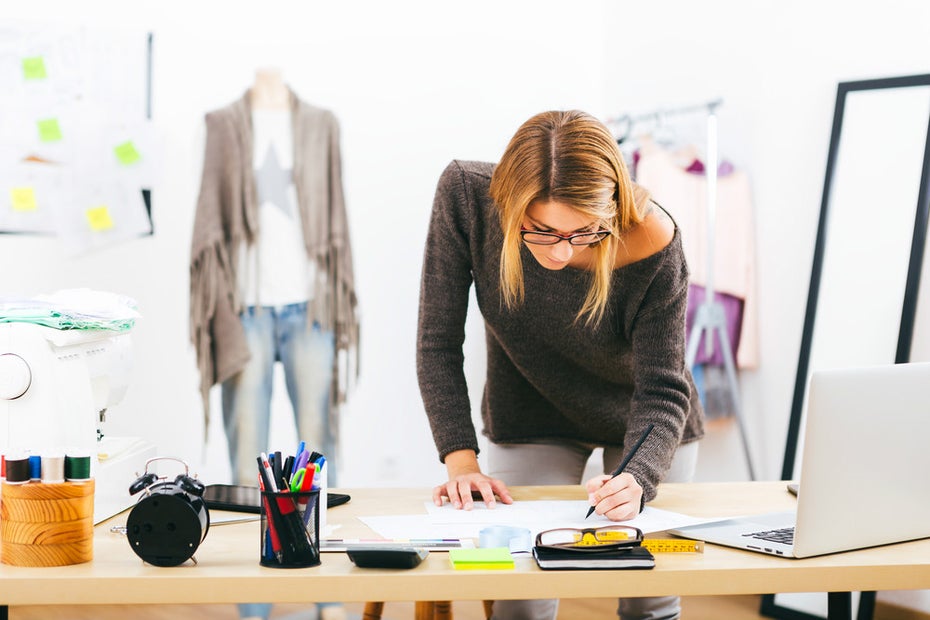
[416,160,704,501]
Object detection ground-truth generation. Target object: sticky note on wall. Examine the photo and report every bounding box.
[10,187,38,212]
[37,119,63,143]
[114,141,141,165]
[85,205,114,231]
[22,57,47,80]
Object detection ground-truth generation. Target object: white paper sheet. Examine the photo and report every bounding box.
[358,499,717,542]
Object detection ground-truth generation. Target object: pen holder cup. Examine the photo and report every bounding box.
[259,489,320,568]
[0,480,95,567]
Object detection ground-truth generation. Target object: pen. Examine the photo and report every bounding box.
[272,451,283,488]
[293,441,305,476]
[257,459,284,563]
[585,423,655,519]
[282,455,295,485]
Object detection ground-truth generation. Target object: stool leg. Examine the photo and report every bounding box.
[363,602,384,620]
[415,601,436,619]
[482,600,494,619]
[434,601,452,620]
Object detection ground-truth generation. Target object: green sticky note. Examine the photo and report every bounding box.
[85,205,114,231]
[449,547,514,570]
[114,140,141,165]
[22,57,47,80]
[37,118,63,143]
[10,187,38,212]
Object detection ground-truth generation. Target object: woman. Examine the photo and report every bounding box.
[416,110,705,620]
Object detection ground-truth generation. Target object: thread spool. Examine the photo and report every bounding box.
[64,454,91,482]
[5,456,30,485]
[28,455,41,481]
[41,455,66,484]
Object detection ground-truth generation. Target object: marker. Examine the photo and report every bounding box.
[294,449,310,477]
[585,423,655,519]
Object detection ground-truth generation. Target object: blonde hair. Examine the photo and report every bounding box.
[489,110,643,326]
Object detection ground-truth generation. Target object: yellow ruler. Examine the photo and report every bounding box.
[641,538,704,553]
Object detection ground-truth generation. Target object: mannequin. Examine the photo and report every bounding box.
[250,68,289,109]
[190,68,357,620]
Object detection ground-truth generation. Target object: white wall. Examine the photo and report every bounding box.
[3,0,930,611]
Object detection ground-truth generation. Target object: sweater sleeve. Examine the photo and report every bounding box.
[621,242,694,502]
[416,161,481,462]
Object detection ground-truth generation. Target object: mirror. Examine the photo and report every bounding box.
[764,74,930,620]
[782,74,930,480]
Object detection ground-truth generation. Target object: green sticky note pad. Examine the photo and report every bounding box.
[85,205,114,231]
[449,547,514,570]
[22,57,48,80]
[37,118,63,143]
[10,187,38,212]
[114,140,141,165]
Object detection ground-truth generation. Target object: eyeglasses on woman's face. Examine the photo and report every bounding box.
[519,227,611,246]
[535,525,644,551]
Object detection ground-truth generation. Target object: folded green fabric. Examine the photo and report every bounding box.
[0,289,140,332]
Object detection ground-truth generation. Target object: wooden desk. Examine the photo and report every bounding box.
[1,482,928,618]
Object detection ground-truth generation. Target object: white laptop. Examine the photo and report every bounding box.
[670,362,930,558]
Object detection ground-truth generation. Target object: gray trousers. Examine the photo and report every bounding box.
[487,440,699,620]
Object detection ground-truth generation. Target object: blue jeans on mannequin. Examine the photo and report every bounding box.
[221,302,337,620]
[486,440,699,620]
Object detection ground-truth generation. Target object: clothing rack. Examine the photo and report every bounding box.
[610,99,756,480]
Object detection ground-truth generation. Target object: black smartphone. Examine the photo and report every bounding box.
[203,484,351,513]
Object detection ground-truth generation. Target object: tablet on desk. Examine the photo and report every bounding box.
[203,484,350,514]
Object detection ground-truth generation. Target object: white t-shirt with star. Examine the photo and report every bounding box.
[238,109,316,306]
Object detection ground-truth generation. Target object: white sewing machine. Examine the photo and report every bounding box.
[0,322,156,523]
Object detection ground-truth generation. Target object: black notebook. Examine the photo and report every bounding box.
[533,545,655,570]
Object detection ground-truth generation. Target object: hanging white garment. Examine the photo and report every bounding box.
[635,137,759,369]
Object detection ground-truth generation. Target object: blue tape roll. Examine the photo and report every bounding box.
[479,526,533,553]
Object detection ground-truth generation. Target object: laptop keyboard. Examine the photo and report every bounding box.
[743,527,795,545]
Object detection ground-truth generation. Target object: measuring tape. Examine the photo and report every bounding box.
[641,538,704,553]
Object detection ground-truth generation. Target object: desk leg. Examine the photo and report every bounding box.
[856,592,875,620]
[827,592,851,620]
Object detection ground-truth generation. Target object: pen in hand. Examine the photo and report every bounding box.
[585,423,655,520]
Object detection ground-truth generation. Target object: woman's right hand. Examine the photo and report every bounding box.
[433,449,513,510]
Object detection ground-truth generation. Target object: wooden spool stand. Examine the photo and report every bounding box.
[1,480,95,566]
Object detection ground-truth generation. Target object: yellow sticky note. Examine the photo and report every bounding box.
[37,118,63,143]
[85,205,114,231]
[10,187,38,212]
[449,547,514,570]
[22,57,47,80]
[114,141,141,165]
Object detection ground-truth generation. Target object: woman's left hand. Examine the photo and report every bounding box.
[584,472,643,521]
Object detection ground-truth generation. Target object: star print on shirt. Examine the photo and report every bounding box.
[254,144,295,218]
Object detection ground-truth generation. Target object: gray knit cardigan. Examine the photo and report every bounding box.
[416,160,704,501]
[189,89,359,438]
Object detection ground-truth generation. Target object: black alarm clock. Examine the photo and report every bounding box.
[125,457,210,567]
